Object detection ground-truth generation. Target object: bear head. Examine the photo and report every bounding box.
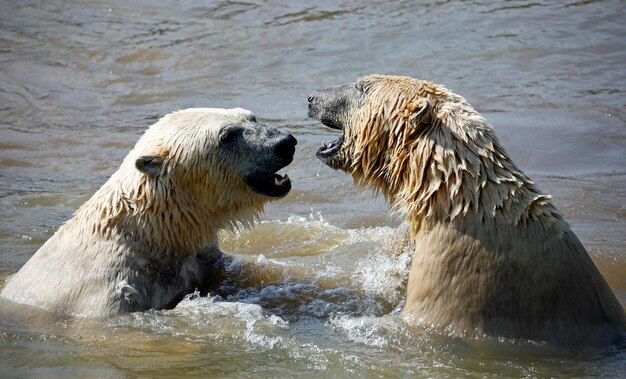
[109,108,297,252]
[308,74,504,222]
[311,74,553,230]
[308,75,443,177]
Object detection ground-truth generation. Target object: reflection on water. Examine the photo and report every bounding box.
[1,0,625,376]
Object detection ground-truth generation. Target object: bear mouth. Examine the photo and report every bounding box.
[247,172,291,198]
[315,120,344,163]
[316,136,343,159]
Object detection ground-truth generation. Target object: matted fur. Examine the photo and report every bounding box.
[340,76,558,233]
[311,75,626,345]
[76,109,268,255]
[1,108,292,316]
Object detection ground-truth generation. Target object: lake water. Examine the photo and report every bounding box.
[1,0,625,377]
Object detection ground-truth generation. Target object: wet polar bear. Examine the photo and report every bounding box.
[308,75,626,345]
[1,108,297,316]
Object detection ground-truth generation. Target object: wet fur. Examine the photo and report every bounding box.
[1,108,282,316]
[312,75,626,345]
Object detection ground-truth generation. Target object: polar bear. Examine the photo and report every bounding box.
[1,108,297,317]
[308,74,626,345]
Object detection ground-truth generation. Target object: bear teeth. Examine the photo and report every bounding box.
[274,174,289,186]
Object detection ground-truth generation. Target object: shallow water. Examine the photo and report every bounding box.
[1,0,625,377]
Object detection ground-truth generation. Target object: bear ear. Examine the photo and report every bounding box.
[136,142,169,175]
[135,154,166,176]
[408,98,431,128]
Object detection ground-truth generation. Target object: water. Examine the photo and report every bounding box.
[1,0,625,376]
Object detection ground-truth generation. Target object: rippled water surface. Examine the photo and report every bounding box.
[1,0,625,377]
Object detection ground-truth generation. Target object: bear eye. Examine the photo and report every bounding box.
[219,127,240,145]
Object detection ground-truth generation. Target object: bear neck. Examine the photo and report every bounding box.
[378,106,564,236]
[72,170,259,257]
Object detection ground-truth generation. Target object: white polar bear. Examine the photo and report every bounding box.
[1,108,297,316]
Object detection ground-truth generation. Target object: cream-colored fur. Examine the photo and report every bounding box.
[309,75,626,345]
[1,108,295,316]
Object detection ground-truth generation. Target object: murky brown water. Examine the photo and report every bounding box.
[1,0,625,377]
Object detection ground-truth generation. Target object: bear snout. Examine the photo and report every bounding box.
[307,92,320,119]
[273,134,298,162]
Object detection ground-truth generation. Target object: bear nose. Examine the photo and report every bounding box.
[274,134,297,161]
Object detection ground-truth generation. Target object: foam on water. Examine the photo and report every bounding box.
[107,292,290,350]
[218,214,413,317]
[352,246,412,304]
[329,314,404,348]
[93,215,416,369]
